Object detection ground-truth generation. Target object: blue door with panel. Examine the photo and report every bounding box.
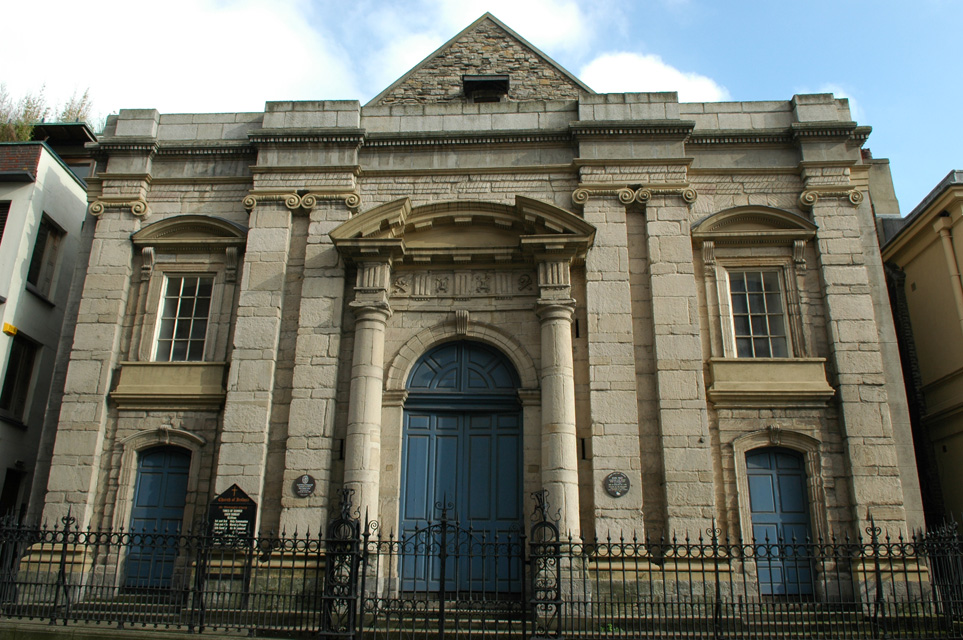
[401,341,522,592]
[126,447,190,588]
[746,447,813,595]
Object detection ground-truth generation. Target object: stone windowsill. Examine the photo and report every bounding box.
[706,357,835,408]
[110,361,228,411]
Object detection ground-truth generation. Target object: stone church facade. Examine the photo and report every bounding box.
[34,14,922,546]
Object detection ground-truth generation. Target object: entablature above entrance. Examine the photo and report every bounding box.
[330,195,595,266]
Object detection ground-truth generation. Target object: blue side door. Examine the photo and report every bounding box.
[126,447,190,588]
[747,448,813,595]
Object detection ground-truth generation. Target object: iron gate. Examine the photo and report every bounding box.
[358,499,534,639]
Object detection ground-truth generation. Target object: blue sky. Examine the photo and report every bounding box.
[3,0,959,211]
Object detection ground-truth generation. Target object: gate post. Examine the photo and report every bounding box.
[320,488,362,640]
[529,491,562,638]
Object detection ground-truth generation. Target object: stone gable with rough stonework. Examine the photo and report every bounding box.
[371,17,589,105]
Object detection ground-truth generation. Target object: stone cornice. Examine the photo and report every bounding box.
[242,189,361,212]
[359,164,573,177]
[334,238,406,264]
[251,164,361,176]
[687,129,793,146]
[88,198,151,219]
[93,138,158,155]
[249,128,366,146]
[790,121,864,142]
[90,172,152,185]
[570,120,695,138]
[572,183,696,206]
[155,144,256,157]
[573,157,694,168]
[363,130,572,148]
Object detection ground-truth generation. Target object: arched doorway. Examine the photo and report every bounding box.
[125,446,190,588]
[401,340,522,590]
[746,447,813,595]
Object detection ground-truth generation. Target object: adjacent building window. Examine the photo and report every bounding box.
[0,333,39,423]
[27,216,65,298]
[154,276,214,362]
[728,270,789,358]
[0,201,10,243]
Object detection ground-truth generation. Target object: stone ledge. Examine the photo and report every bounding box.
[110,361,228,411]
[706,357,835,408]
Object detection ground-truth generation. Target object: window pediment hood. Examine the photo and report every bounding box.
[692,206,816,246]
[132,215,248,252]
[331,196,596,265]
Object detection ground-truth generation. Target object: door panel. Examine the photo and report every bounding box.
[400,410,521,592]
[746,448,813,596]
[126,447,190,588]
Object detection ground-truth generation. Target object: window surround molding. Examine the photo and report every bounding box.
[694,207,834,407]
[26,213,67,303]
[111,427,206,533]
[110,216,245,411]
[730,427,827,543]
[129,215,245,363]
[0,331,41,427]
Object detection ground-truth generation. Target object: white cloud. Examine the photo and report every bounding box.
[428,0,592,53]
[356,0,598,101]
[579,52,730,102]
[816,84,864,122]
[1,0,358,118]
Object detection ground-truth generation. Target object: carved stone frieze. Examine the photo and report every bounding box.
[389,269,537,300]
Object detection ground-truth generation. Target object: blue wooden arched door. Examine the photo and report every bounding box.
[401,341,522,591]
[746,447,813,595]
[125,446,190,588]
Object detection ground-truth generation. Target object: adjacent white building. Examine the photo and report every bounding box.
[0,141,88,519]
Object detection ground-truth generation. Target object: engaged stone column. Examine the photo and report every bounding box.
[536,259,581,538]
[343,260,392,522]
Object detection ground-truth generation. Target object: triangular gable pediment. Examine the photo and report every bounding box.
[331,196,595,264]
[367,13,594,106]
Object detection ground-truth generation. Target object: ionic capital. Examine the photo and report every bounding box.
[572,183,697,206]
[88,198,151,219]
[243,190,361,213]
[798,188,864,211]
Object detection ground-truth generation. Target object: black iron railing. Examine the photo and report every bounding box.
[1,493,960,639]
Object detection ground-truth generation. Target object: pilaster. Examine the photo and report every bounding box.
[42,205,142,528]
[644,193,714,534]
[214,201,292,515]
[808,193,908,532]
[580,196,646,536]
[279,200,352,534]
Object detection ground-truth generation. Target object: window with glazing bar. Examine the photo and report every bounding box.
[154,276,213,361]
[728,270,789,358]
